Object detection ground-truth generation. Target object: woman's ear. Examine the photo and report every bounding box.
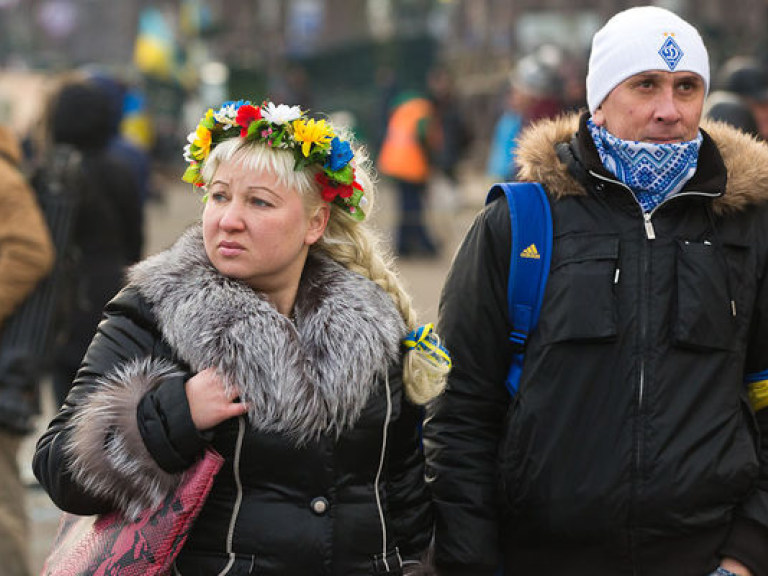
[304,203,330,245]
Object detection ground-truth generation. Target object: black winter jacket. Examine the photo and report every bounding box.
[33,227,431,575]
[424,113,768,576]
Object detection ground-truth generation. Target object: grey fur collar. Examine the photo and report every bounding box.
[129,225,405,444]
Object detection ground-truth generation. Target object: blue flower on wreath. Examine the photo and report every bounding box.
[221,99,249,110]
[326,137,354,171]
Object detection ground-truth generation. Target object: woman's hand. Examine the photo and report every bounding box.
[185,367,248,431]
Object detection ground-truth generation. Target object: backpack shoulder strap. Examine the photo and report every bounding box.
[485,182,553,396]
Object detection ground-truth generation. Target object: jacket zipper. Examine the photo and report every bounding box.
[373,373,401,573]
[589,171,722,570]
[589,171,721,240]
[216,416,247,576]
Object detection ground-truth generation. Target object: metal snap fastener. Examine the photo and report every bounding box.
[310,496,329,515]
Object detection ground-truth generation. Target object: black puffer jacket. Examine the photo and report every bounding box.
[33,227,431,575]
[424,113,768,576]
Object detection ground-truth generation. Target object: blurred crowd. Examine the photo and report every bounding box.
[0,71,146,576]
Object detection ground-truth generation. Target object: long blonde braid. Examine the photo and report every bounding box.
[316,216,447,404]
[313,146,448,404]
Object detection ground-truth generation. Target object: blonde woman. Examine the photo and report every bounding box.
[33,99,449,575]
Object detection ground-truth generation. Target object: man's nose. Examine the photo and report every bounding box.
[655,89,682,123]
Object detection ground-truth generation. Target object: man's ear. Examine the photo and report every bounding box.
[305,203,330,245]
[593,106,605,126]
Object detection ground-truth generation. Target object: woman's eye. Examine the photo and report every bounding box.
[210,191,227,202]
[250,197,271,207]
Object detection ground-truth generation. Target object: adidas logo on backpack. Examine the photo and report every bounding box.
[520,244,540,259]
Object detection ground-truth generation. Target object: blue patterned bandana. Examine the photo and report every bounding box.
[587,118,702,212]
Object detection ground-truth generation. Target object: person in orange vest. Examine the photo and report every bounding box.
[378,91,442,257]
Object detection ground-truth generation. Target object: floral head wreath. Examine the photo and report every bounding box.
[182,99,368,221]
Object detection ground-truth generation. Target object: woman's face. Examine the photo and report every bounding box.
[202,158,328,297]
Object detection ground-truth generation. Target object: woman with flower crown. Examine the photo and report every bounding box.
[32,99,450,575]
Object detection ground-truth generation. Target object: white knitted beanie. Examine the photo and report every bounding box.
[586,6,709,113]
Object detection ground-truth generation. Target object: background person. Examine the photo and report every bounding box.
[486,51,564,181]
[40,76,144,407]
[0,123,54,576]
[378,90,443,258]
[704,90,760,137]
[716,56,768,141]
[33,99,448,575]
[425,7,768,576]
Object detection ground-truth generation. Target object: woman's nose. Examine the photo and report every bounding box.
[219,202,245,230]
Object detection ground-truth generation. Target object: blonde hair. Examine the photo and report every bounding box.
[200,135,448,404]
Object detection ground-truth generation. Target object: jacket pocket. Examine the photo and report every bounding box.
[497,396,526,513]
[673,239,737,350]
[537,233,620,344]
[723,398,760,500]
[740,395,761,450]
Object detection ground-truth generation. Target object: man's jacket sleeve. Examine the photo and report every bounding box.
[721,209,768,576]
[423,198,515,575]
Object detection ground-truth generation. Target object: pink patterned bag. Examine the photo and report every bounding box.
[41,448,224,576]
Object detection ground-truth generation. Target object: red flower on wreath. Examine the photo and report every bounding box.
[236,104,262,137]
[316,172,363,203]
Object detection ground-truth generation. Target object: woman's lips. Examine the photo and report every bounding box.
[218,240,245,256]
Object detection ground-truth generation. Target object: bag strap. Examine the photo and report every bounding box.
[485,182,553,396]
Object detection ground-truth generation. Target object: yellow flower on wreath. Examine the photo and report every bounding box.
[191,125,212,160]
[292,118,334,157]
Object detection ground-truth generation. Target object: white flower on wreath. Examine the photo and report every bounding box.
[262,102,302,125]
[213,104,239,126]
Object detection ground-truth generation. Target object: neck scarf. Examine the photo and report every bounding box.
[587,117,702,212]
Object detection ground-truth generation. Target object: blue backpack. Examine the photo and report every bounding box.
[485,182,553,397]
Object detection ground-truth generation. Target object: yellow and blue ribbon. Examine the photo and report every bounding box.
[746,370,768,412]
[403,323,452,370]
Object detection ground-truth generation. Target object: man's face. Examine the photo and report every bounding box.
[593,70,706,142]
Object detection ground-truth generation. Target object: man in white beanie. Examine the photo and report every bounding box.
[425,6,768,576]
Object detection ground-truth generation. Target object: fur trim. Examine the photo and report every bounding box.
[515,112,768,214]
[128,226,405,445]
[515,114,585,201]
[65,357,185,519]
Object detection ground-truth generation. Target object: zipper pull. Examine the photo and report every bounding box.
[644,213,656,240]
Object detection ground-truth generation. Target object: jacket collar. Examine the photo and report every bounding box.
[515,111,768,214]
[573,112,726,199]
[128,225,406,444]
